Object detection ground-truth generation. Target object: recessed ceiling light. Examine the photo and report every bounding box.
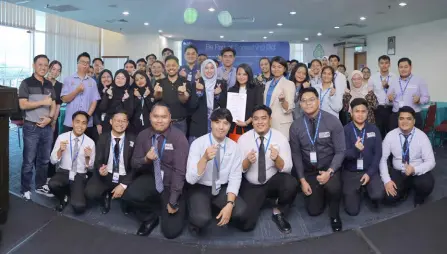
[277,23,283,26]
[167,35,173,38]
[158,30,163,33]
[305,37,309,41]
[263,36,267,39]
[317,32,322,36]
[360,16,366,21]
[269,31,274,34]
[220,35,224,38]
[399,2,407,7]
[334,26,340,29]
[290,11,296,15]
[122,11,129,15]
[144,22,149,26]
[208,7,215,12]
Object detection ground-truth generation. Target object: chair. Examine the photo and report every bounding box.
[10,119,24,148]
[422,103,437,145]
[435,120,447,147]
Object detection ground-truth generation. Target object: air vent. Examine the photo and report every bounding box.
[342,23,367,28]
[108,4,117,8]
[46,5,80,12]
[339,34,365,39]
[232,17,255,23]
[106,19,128,23]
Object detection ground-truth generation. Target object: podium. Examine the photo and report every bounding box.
[0,85,18,225]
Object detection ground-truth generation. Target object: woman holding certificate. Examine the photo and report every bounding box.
[264,56,296,140]
[227,64,264,140]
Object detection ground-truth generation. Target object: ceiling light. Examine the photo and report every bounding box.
[263,36,267,39]
[220,35,224,38]
[399,2,407,7]
[122,11,129,15]
[277,23,283,26]
[334,26,340,29]
[208,7,215,12]
[144,22,149,26]
[241,40,245,42]
[167,35,173,38]
[290,11,296,15]
[317,32,322,36]
[269,31,274,34]
[360,16,366,21]
[158,30,163,33]
[305,37,309,41]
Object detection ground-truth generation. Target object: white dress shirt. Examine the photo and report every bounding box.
[237,128,293,185]
[107,133,126,175]
[186,133,243,196]
[312,83,343,118]
[50,131,95,173]
[379,128,436,184]
[368,72,397,105]
[334,70,347,92]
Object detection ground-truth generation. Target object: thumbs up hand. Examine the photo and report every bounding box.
[178,82,187,94]
[154,83,163,99]
[107,86,113,99]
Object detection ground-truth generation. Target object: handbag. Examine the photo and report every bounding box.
[229,126,245,142]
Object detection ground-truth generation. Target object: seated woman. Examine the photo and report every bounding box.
[343,70,378,124]
[130,70,154,134]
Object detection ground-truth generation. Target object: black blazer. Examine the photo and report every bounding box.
[189,78,228,137]
[99,87,135,132]
[130,89,155,135]
[94,131,137,185]
[228,83,264,134]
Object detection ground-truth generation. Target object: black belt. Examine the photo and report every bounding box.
[171,117,186,123]
[24,120,37,125]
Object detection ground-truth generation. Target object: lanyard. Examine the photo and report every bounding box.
[352,123,366,143]
[270,77,282,88]
[303,111,322,147]
[319,87,331,106]
[140,96,144,108]
[111,136,125,166]
[70,133,85,163]
[254,130,272,152]
[399,128,415,161]
[399,75,413,97]
[380,75,390,83]
[208,133,226,169]
[152,135,167,160]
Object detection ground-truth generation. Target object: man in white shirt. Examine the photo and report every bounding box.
[237,105,298,233]
[368,55,397,138]
[49,111,95,213]
[328,55,348,124]
[84,110,136,214]
[380,106,435,207]
[186,108,247,235]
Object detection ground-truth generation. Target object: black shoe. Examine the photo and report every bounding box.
[188,224,202,237]
[121,202,130,215]
[365,199,380,212]
[136,217,159,236]
[101,193,112,214]
[55,196,68,212]
[330,217,342,232]
[272,213,291,234]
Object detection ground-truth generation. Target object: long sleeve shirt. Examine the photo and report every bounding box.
[312,83,343,118]
[387,75,430,113]
[237,128,293,185]
[289,110,346,179]
[379,127,435,184]
[343,122,382,176]
[131,127,189,204]
[368,72,397,106]
[186,133,243,196]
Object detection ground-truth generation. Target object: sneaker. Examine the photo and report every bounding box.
[35,185,55,197]
[22,191,31,201]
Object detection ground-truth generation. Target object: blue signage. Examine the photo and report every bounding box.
[182,40,290,75]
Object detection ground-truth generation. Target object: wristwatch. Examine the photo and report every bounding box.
[227,201,235,207]
[329,169,335,177]
[169,202,179,209]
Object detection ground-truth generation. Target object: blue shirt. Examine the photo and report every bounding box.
[180,64,200,82]
[265,77,282,107]
[217,66,236,89]
[343,122,382,176]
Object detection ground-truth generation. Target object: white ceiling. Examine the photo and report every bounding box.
[12,0,447,42]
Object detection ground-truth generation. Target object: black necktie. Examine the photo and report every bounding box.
[402,135,410,164]
[309,118,316,138]
[113,138,121,173]
[258,136,266,183]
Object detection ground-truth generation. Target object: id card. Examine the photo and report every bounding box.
[161,170,165,180]
[139,113,144,124]
[69,171,76,181]
[187,73,192,81]
[101,113,106,121]
[357,159,364,170]
[112,172,120,183]
[398,100,405,108]
[310,151,317,164]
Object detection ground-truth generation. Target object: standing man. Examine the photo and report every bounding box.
[380,106,435,207]
[84,110,136,214]
[328,55,348,125]
[387,58,430,130]
[290,87,345,232]
[186,108,247,234]
[368,55,396,138]
[61,52,101,139]
[121,102,188,239]
[198,53,208,66]
[146,54,157,65]
[136,58,147,72]
[92,58,104,83]
[179,45,200,82]
[237,105,298,233]
[342,98,384,216]
[153,55,191,134]
[217,47,237,89]
[162,48,174,62]
[18,54,57,200]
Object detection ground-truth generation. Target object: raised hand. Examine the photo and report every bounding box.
[195,70,201,80]
[303,81,310,88]
[84,146,92,158]
[269,145,279,161]
[178,82,187,94]
[59,140,69,152]
[388,93,395,102]
[107,86,113,99]
[278,93,285,102]
[195,79,204,92]
[77,83,85,93]
[133,88,141,98]
[146,147,158,161]
[154,83,163,98]
[246,149,257,164]
[122,90,130,101]
[330,87,336,96]
[354,137,364,151]
[143,87,151,97]
[214,84,222,95]
[99,164,108,176]
[203,144,218,161]
[413,94,420,104]
[179,68,187,78]
[41,93,52,106]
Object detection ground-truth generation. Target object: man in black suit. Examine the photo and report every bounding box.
[85,110,136,214]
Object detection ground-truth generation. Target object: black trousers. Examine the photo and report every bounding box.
[187,184,247,230]
[48,171,87,214]
[84,173,123,205]
[389,111,423,131]
[63,126,96,141]
[342,170,385,216]
[304,170,341,218]
[237,173,299,232]
[121,174,185,239]
[374,105,392,138]
[384,167,434,205]
[47,119,60,178]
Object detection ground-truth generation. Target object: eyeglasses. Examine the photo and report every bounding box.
[300,97,317,104]
[78,60,90,66]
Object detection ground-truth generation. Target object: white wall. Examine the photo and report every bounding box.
[366,18,447,101]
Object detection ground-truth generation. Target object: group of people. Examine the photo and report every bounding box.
[17,45,435,240]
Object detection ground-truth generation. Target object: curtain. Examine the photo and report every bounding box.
[0,1,35,30]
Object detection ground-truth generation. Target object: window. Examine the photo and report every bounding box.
[290,43,304,62]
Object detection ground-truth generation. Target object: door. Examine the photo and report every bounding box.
[354,52,367,70]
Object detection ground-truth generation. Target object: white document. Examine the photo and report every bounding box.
[227,92,247,122]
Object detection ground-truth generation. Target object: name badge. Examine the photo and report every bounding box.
[319,132,330,138]
[69,171,76,181]
[310,151,317,164]
[129,141,134,147]
[139,113,144,124]
[112,172,120,183]
[161,170,164,180]
[367,132,376,138]
[165,143,174,150]
[357,159,364,170]
[101,113,106,121]
[187,73,192,82]
[399,100,405,108]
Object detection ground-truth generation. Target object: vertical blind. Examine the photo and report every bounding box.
[0,1,35,30]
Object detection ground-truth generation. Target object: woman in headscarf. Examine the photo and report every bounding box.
[99,69,135,132]
[289,63,311,120]
[94,69,114,138]
[321,56,329,67]
[343,70,378,123]
[130,70,154,134]
[188,59,228,144]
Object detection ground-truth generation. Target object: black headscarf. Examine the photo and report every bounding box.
[131,70,151,95]
[112,69,131,98]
